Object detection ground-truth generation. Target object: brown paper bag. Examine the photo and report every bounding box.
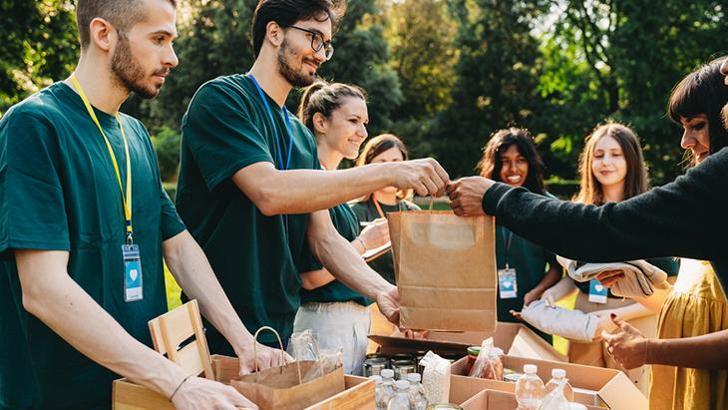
[388,209,497,331]
[228,327,346,410]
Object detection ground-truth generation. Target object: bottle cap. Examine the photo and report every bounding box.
[368,375,382,382]
[381,369,394,378]
[523,364,538,374]
[552,368,566,378]
[406,373,422,383]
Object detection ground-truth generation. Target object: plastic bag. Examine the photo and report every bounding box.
[419,351,451,404]
[468,339,504,380]
[287,330,342,381]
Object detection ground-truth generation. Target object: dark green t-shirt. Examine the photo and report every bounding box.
[351,198,419,284]
[495,225,557,321]
[176,74,320,350]
[300,203,372,306]
[0,82,186,409]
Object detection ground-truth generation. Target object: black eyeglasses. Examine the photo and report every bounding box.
[285,25,334,60]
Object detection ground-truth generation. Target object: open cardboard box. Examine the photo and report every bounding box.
[368,321,566,362]
[461,389,604,410]
[112,355,375,410]
[451,355,646,409]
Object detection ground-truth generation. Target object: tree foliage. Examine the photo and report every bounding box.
[2,0,727,185]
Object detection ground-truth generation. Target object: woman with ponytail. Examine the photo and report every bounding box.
[292,81,388,375]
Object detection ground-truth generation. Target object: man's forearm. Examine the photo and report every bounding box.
[235,162,396,216]
[20,264,186,398]
[532,265,562,295]
[309,219,392,300]
[646,329,728,369]
[163,231,254,355]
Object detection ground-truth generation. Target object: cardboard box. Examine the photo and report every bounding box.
[461,389,604,410]
[112,356,375,409]
[451,356,646,409]
[369,321,566,362]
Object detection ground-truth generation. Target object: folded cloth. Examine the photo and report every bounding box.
[520,300,600,342]
[556,256,669,298]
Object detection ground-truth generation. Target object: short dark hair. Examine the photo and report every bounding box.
[76,0,177,49]
[298,80,366,132]
[251,0,346,57]
[478,128,546,195]
[668,56,728,162]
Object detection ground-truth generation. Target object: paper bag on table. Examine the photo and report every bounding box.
[388,209,497,332]
[229,327,345,410]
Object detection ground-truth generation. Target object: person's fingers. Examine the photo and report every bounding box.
[509,310,523,320]
[610,314,632,333]
[421,177,439,197]
[223,385,258,409]
[412,181,427,197]
[601,330,621,344]
[431,160,450,185]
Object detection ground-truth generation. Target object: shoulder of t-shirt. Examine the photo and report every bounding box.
[185,74,253,114]
[0,87,67,142]
[192,74,251,102]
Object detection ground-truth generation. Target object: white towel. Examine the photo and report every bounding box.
[520,300,600,342]
[556,256,669,298]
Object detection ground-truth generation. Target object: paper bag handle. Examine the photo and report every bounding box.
[252,326,302,384]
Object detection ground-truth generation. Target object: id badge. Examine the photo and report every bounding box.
[123,244,143,302]
[588,279,607,304]
[498,268,518,299]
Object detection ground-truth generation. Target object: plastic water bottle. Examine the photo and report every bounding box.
[387,379,412,410]
[380,369,396,410]
[369,375,386,410]
[515,364,545,410]
[406,373,428,410]
[545,369,574,402]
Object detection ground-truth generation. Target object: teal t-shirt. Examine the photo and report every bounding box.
[176,74,321,349]
[300,203,372,306]
[0,82,186,409]
[350,198,419,284]
[495,224,558,324]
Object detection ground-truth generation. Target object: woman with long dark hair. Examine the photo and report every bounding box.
[477,128,562,343]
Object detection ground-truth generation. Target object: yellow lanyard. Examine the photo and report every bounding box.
[70,76,134,242]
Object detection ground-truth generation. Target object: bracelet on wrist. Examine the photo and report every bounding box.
[356,237,367,253]
[169,374,192,402]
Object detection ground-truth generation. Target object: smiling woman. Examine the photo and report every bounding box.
[477,128,562,343]
[293,80,381,375]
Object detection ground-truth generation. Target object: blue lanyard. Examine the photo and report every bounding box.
[247,74,294,170]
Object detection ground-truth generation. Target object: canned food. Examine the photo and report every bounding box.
[392,360,416,380]
[504,372,523,383]
[362,357,388,377]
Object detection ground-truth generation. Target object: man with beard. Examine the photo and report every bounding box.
[176,0,449,353]
[0,0,282,408]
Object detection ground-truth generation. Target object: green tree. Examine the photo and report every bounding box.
[1,0,77,115]
[432,0,551,178]
[542,0,727,183]
[382,0,458,159]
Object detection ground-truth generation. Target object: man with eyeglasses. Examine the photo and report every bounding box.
[176,0,450,354]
